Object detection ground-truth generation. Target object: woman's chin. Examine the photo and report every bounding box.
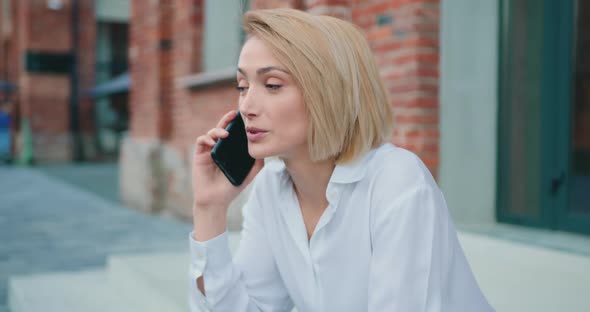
[247,145,275,159]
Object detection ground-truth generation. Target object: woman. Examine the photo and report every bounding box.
[189,8,494,312]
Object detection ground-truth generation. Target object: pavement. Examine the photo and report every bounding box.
[0,163,192,311]
[34,163,122,204]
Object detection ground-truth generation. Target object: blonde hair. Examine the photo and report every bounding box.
[243,8,393,164]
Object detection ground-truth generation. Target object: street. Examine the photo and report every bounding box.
[0,165,192,311]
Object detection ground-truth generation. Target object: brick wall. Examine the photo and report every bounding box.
[0,1,10,102]
[29,74,72,160]
[129,0,161,140]
[27,1,72,162]
[352,0,440,177]
[1,0,96,162]
[246,0,440,177]
[305,0,351,19]
[78,1,97,141]
[0,1,17,158]
[167,0,193,151]
[124,0,440,221]
[11,0,31,161]
[0,2,6,78]
[28,1,71,52]
[251,0,303,9]
[128,0,442,151]
[123,0,164,213]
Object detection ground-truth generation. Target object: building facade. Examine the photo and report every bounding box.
[121,0,441,229]
[4,0,585,237]
[0,0,130,163]
[0,0,97,163]
[123,0,590,236]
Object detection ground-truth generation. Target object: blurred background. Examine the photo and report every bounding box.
[0,0,588,311]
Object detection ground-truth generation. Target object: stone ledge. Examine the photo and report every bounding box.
[118,136,247,230]
[177,68,235,91]
[458,222,590,258]
[119,135,165,214]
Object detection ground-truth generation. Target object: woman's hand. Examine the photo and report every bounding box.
[191,110,264,213]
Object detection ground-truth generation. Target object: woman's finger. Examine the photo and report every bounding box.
[216,110,238,129]
[207,128,229,139]
[195,135,216,153]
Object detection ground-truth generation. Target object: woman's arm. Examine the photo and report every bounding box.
[367,184,494,312]
[189,110,291,311]
[189,184,293,312]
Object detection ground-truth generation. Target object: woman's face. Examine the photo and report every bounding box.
[237,37,309,160]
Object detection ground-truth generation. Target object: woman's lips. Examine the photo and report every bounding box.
[246,128,268,142]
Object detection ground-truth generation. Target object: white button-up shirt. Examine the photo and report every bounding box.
[188,143,494,312]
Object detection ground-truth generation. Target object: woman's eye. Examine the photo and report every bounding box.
[266,84,282,90]
[236,86,248,93]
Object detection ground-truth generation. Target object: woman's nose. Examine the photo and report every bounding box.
[239,88,258,118]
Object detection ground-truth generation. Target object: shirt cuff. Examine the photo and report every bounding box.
[188,230,233,279]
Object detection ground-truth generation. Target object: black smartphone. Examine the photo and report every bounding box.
[210,111,255,186]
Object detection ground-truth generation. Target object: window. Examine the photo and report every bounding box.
[202,0,248,72]
[498,0,590,235]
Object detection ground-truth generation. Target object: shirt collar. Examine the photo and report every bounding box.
[330,149,375,184]
[264,147,377,184]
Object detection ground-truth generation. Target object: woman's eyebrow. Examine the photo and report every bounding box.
[237,66,289,77]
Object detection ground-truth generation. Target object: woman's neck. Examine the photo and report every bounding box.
[283,154,336,211]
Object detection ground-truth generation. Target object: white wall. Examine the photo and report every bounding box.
[439,0,498,224]
[96,0,129,22]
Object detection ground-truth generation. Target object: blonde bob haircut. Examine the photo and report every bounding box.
[243,8,393,164]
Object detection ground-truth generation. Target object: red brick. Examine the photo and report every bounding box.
[393,97,438,108]
[366,26,392,42]
[394,51,439,65]
[2,0,96,162]
[394,109,439,125]
[306,0,351,7]
[126,0,441,180]
[353,1,392,18]
[252,0,302,9]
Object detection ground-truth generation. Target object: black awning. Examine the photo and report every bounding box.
[88,72,130,98]
[0,80,16,93]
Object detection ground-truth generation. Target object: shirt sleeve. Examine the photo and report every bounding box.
[368,183,494,312]
[188,186,294,312]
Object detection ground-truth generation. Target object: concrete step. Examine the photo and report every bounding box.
[13,231,589,312]
[7,232,242,312]
[106,232,242,312]
[459,232,590,312]
[7,258,191,312]
[8,269,136,312]
[107,253,189,312]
